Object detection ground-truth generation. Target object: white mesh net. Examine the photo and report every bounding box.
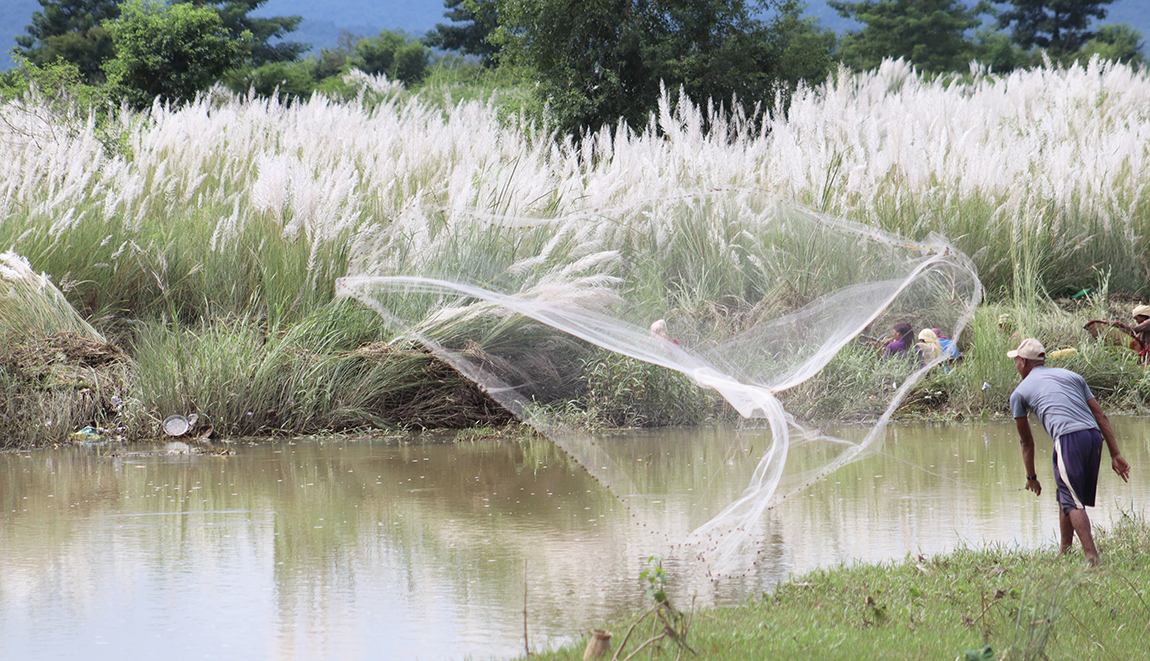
[337,189,983,573]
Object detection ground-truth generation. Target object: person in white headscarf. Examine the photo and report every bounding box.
[916,328,943,363]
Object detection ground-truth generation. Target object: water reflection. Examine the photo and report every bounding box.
[2,418,1148,660]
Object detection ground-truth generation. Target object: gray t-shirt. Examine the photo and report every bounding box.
[1010,366,1098,440]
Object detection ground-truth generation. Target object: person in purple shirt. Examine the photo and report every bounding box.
[884,322,914,359]
[1008,338,1131,566]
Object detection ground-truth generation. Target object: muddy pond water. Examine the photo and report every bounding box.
[3,418,1150,660]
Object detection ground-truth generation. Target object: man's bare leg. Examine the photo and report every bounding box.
[1067,508,1099,565]
[1058,509,1075,554]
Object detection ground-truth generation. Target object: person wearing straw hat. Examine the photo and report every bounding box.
[1008,338,1131,566]
[1132,305,1150,363]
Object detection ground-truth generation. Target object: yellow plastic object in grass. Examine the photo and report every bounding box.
[1047,347,1078,360]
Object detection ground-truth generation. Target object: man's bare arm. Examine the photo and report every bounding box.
[1015,416,1041,495]
[1087,398,1130,482]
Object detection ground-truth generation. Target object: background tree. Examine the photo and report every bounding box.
[173,0,306,66]
[0,57,109,130]
[312,32,360,81]
[103,0,246,109]
[831,0,990,73]
[972,27,1027,72]
[997,0,1115,55]
[224,59,316,101]
[350,30,431,85]
[14,0,121,83]
[1076,23,1144,64]
[492,0,835,136]
[426,0,500,65]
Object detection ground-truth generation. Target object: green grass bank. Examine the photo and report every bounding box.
[528,512,1150,661]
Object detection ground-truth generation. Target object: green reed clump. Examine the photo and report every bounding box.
[779,343,912,422]
[126,302,511,437]
[0,252,132,448]
[528,511,1150,661]
[571,350,729,428]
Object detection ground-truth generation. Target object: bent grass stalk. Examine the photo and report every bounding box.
[0,251,103,342]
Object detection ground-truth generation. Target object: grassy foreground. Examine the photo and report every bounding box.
[532,512,1150,660]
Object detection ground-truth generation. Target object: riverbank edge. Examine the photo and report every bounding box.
[3,362,1144,451]
[522,511,1150,660]
[4,296,1149,449]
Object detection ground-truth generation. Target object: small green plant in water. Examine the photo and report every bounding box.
[639,554,671,607]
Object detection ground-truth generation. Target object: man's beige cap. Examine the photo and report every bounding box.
[1133,304,1150,318]
[1007,338,1046,360]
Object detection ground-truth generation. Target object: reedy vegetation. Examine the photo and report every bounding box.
[2,58,1150,445]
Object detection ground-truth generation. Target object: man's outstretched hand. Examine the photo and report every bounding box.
[1026,478,1041,496]
[1113,454,1131,483]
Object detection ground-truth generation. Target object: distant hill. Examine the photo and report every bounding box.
[3,0,1148,71]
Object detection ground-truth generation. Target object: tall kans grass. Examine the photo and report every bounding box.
[3,60,1149,320]
[1,61,1149,440]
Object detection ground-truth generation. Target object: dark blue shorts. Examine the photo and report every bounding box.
[1052,428,1103,514]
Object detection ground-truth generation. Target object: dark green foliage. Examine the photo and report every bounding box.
[14,0,121,83]
[224,60,316,101]
[14,0,303,83]
[103,0,247,109]
[174,0,306,65]
[492,0,835,136]
[312,32,359,81]
[972,27,1028,72]
[831,0,991,73]
[998,0,1115,55]
[350,30,431,85]
[426,0,501,64]
[0,56,108,114]
[312,47,350,81]
[1077,23,1145,64]
[16,0,120,41]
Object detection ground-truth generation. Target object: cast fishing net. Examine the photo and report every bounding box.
[337,189,982,573]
